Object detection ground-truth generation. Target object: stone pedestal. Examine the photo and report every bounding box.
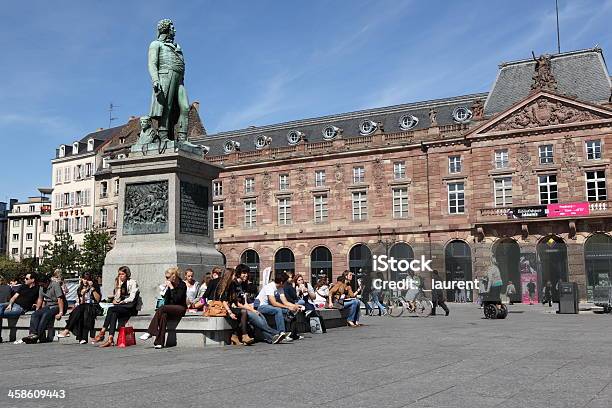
[102,149,224,310]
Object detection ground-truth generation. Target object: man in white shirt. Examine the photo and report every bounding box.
[255,272,300,333]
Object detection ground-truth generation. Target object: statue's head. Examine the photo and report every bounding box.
[140,116,152,130]
[157,19,175,40]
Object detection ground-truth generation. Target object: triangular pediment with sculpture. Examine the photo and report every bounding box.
[472,91,612,137]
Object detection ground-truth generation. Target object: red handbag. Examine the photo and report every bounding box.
[117,326,136,348]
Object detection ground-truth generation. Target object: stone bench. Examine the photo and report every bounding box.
[2,312,233,347]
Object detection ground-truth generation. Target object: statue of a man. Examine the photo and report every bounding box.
[135,116,157,145]
[148,19,189,142]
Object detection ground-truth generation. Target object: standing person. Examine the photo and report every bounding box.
[527,280,536,305]
[57,272,101,344]
[21,274,66,344]
[140,267,187,348]
[370,272,386,316]
[486,256,504,311]
[328,275,362,327]
[430,270,450,316]
[477,276,488,309]
[184,268,200,308]
[505,281,517,305]
[0,273,40,343]
[94,266,141,348]
[357,276,373,316]
[543,280,553,307]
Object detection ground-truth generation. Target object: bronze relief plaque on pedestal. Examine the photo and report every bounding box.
[123,181,169,235]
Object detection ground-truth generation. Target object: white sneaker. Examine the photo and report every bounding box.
[56,332,70,338]
[13,339,24,345]
[139,333,152,341]
[154,344,162,349]
[79,340,87,344]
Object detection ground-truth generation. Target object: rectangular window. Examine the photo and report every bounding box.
[495,149,509,169]
[12,220,18,227]
[245,178,255,194]
[55,168,62,184]
[76,191,83,206]
[75,217,82,232]
[449,155,462,173]
[244,200,257,227]
[24,247,32,256]
[538,174,558,204]
[494,177,513,206]
[278,198,292,225]
[86,162,93,177]
[448,182,465,214]
[213,180,223,197]
[314,194,328,223]
[43,222,49,233]
[64,167,71,182]
[100,208,108,228]
[63,193,70,207]
[392,188,408,218]
[586,140,602,160]
[279,174,290,191]
[213,204,224,230]
[101,182,108,198]
[315,170,326,187]
[539,145,554,164]
[11,248,18,255]
[586,170,607,202]
[27,218,34,226]
[28,205,35,213]
[353,166,365,184]
[114,179,120,196]
[393,162,406,180]
[12,234,18,241]
[352,191,367,220]
[26,233,33,241]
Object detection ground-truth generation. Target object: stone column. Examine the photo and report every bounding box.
[102,150,224,311]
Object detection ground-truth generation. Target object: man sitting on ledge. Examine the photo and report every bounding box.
[20,274,65,344]
[0,272,40,343]
[254,272,301,335]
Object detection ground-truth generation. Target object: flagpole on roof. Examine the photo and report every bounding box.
[555,0,561,54]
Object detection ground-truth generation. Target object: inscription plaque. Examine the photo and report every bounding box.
[180,181,209,236]
[123,181,169,235]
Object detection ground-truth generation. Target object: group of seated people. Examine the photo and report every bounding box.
[0,265,366,348]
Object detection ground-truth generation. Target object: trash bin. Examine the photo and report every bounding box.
[558,282,579,314]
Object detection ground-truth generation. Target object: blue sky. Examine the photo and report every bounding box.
[1,0,611,201]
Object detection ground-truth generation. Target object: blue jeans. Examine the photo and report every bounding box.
[343,299,360,323]
[370,291,386,315]
[29,306,58,337]
[257,304,286,332]
[0,303,25,337]
[247,311,280,343]
[297,299,315,311]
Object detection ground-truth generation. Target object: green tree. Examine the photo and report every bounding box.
[40,231,80,276]
[79,228,112,279]
[0,256,29,281]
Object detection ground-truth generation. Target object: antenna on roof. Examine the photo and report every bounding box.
[108,102,120,128]
[555,0,561,53]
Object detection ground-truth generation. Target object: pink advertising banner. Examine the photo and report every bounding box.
[546,202,590,218]
[519,254,538,304]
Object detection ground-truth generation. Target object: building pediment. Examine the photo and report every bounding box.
[471,91,612,137]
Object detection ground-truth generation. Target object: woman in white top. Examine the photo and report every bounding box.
[184,268,200,308]
[94,266,141,347]
[313,276,330,309]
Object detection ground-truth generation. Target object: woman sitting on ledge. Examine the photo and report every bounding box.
[328,275,361,327]
[94,266,141,347]
[140,267,187,349]
[57,272,101,344]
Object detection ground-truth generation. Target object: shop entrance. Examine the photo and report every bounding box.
[536,236,568,302]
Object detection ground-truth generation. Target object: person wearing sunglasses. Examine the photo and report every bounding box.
[0,273,40,343]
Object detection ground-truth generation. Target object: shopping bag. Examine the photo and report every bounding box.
[117,326,136,348]
[309,317,323,334]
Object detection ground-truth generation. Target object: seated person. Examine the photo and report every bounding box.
[57,272,101,344]
[193,266,223,309]
[294,274,316,311]
[235,264,258,304]
[184,268,200,309]
[0,272,40,343]
[313,277,329,309]
[328,275,361,327]
[21,274,65,344]
[254,272,300,334]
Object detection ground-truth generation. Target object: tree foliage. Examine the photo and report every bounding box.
[79,228,112,278]
[40,231,80,276]
[0,256,29,281]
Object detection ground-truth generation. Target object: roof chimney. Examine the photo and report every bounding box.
[97,128,104,131]
[129,116,138,121]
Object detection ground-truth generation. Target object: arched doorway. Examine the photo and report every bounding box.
[274,248,295,276]
[310,246,332,286]
[537,235,568,302]
[493,239,520,301]
[240,249,260,286]
[389,242,414,282]
[584,233,612,301]
[348,244,372,289]
[219,252,227,267]
[445,240,472,302]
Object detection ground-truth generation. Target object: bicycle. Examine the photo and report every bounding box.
[386,288,433,317]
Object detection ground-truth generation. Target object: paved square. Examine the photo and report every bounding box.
[1,304,612,408]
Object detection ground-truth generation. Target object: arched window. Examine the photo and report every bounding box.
[537,235,568,302]
[219,252,227,267]
[274,248,295,275]
[444,240,472,302]
[348,244,372,289]
[240,249,260,285]
[310,246,332,286]
[389,242,414,281]
[493,238,521,301]
[584,233,612,301]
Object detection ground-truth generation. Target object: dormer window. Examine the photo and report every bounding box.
[59,145,66,158]
[255,135,270,149]
[452,107,472,123]
[72,142,79,154]
[87,138,95,151]
[117,154,126,159]
[119,137,126,144]
[224,140,240,154]
[359,120,378,135]
[322,126,340,140]
[399,114,419,130]
[102,157,110,169]
[287,130,304,145]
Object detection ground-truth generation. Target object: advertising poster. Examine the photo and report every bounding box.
[547,202,590,218]
[520,253,539,304]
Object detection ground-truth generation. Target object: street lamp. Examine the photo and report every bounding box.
[377,226,397,281]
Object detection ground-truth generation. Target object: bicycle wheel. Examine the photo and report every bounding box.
[387,297,405,317]
[415,299,432,317]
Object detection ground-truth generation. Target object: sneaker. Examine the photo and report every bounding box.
[272,332,287,344]
[154,344,163,349]
[13,339,24,345]
[56,332,70,338]
[79,340,87,345]
[139,333,152,341]
[22,334,38,344]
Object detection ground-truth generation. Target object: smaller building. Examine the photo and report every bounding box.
[0,199,17,256]
[7,191,52,262]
